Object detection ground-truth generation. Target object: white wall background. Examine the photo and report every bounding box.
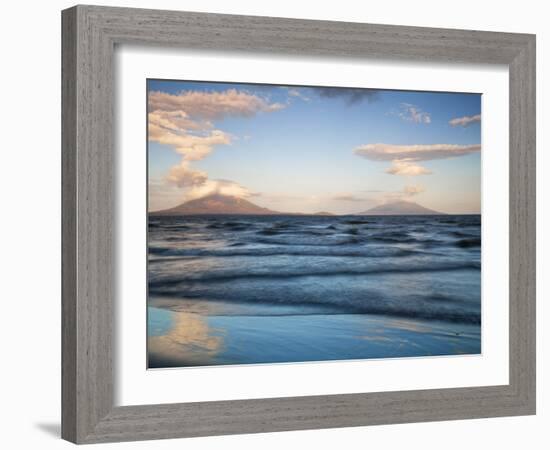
[0,1,546,448]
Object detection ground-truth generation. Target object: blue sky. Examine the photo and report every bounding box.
[148,79,481,214]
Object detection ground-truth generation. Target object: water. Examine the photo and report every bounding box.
[147,214,481,368]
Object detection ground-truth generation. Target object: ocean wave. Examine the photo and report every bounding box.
[148,245,420,259]
[455,238,481,248]
[206,221,251,231]
[451,231,478,238]
[149,286,481,325]
[344,219,371,225]
[149,223,190,230]
[148,261,480,286]
[148,215,481,325]
[257,229,280,236]
[253,236,362,246]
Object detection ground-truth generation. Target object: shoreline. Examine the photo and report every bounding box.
[148,304,481,369]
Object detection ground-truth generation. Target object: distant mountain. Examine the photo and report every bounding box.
[356,201,444,215]
[151,193,279,215]
[312,211,335,216]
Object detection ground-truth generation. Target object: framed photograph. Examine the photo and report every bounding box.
[62,5,536,444]
[146,79,484,369]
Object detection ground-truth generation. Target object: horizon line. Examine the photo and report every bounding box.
[148,211,482,216]
[148,195,480,216]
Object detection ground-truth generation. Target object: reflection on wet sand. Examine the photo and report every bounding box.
[148,305,481,367]
[355,316,479,357]
[148,311,224,368]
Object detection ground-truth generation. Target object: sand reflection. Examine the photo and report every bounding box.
[148,310,224,367]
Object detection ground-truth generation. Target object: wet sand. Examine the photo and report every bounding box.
[148,304,481,368]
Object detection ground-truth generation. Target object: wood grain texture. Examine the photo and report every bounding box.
[61,5,536,444]
[61,7,77,443]
[62,5,114,442]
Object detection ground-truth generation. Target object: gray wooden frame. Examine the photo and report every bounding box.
[62,4,536,444]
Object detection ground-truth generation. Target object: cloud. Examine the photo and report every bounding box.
[148,89,286,160]
[398,103,431,124]
[148,89,285,120]
[449,114,481,127]
[165,161,208,188]
[185,179,254,201]
[355,142,480,176]
[150,175,255,211]
[354,143,481,162]
[385,160,432,176]
[148,110,213,133]
[312,87,380,105]
[149,125,231,161]
[149,87,286,206]
[148,89,285,157]
[288,88,310,102]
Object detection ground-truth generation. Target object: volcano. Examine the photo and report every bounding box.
[151,193,279,215]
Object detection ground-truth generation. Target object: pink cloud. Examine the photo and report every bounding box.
[165,162,208,188]
[148,88,286,206]
[149,126,231,161]
[148,89,285,120]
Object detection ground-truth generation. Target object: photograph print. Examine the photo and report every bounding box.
[147,79,482,368]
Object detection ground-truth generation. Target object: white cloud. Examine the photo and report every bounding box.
[355,142,480,176]
[288,88,310,102]
[149,175,255,211]
[385,160,432,176]
[185,179,254,201]
[354,143,481,162]
[398,103,431,124]
[449,114,481,127]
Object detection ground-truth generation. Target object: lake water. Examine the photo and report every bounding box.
[147,214,481,368]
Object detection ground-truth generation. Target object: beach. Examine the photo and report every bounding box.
[148,304,480,368]
[147,214,481,368]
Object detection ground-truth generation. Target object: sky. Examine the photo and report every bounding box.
[148,79,481,214]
